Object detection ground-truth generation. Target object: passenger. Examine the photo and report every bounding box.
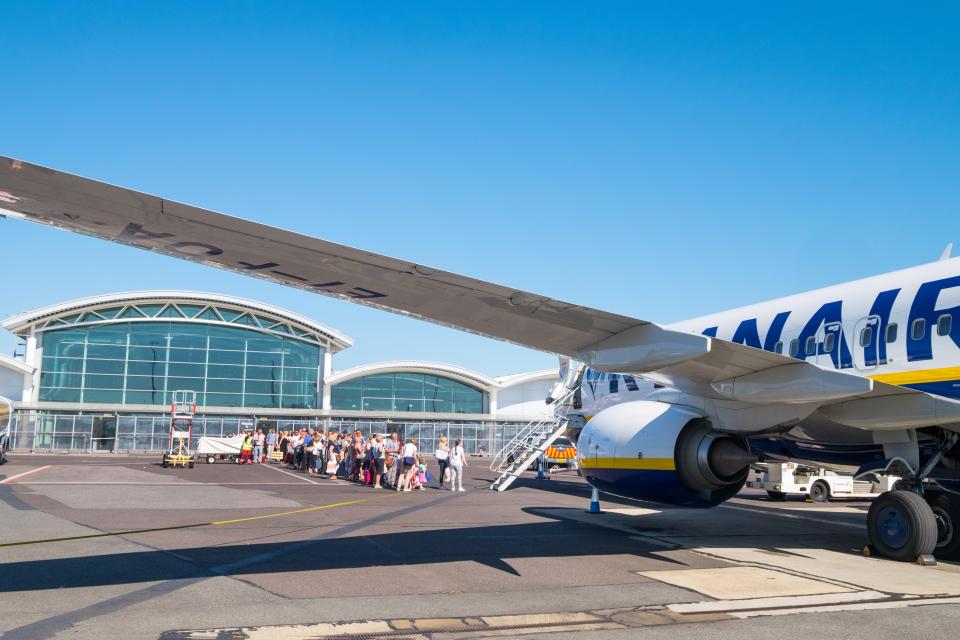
[435,435,450,490]
[303,429,316,474]
[239,431,254,464]
[326,433,341,479]
[448,438,466,491]
[372,433,385,489]
[253,428,265,463]
[266,428,278,463]
[384,432,401,489]
[397,436,419,492]
[352,430,364,483]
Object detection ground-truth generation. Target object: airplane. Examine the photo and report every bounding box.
[1,155,958,564]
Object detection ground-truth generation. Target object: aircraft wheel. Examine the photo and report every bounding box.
[207,456,215,464]
[809,480,830,503]
[867,490,937,561]
[162,458,169,468]
[766,490,786,501]
[928,492,960,561]
[189,461,195,469]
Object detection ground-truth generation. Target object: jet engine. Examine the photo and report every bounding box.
[576,400,755,507]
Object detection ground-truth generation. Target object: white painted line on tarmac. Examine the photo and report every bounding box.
[719,503,863,529]
[730,595,960,618]
[260,462,321,484]
[0,465,53,484]
[669,589,889,613]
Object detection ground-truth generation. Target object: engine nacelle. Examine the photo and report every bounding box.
[577,400,753,507]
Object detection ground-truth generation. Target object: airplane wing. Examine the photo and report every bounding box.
[2,156,959,429]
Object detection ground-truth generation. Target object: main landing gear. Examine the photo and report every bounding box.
[866,431,960,563]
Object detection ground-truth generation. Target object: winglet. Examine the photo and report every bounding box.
[940,243,953,261]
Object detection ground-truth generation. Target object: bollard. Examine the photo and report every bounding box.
[536,455,548,480]
[587,486,602,514]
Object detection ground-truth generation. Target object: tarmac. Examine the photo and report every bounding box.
[2,454,959,639]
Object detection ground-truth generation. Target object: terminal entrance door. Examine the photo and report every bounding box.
[93,416,117,451]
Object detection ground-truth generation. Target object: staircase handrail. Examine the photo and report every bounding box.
[488,386,576,471]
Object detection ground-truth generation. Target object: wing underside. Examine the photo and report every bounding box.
[2,156,959,430]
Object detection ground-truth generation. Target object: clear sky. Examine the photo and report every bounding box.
[1,2,958,375]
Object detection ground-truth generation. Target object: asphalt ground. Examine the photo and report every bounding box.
[1,454,959,639]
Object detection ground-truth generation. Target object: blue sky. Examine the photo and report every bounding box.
[1,2,958,375]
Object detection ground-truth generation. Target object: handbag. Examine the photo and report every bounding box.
[403,456,416,466]
[325,461,339,475]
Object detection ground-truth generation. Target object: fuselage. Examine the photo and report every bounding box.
[669,256,960,400]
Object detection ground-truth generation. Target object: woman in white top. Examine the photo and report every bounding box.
[434,435,450,489]
[396,437,419,492]
[448,438,466,492]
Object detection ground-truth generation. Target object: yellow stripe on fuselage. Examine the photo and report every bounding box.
[578,457,676,471]
[869,366,960,386]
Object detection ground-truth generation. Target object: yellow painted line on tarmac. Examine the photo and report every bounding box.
[0,492,399,548]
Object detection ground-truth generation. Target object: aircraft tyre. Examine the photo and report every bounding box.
[928,492,960,561]
[766,490,786,501]
[809,480,830,503]
[867,490,937,561]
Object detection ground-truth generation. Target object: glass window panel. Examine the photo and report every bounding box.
[246,337,282,352]
[85,359,126,374]
[40,371,83,388]
[137,304,165,317]
[331,386,362,410]
[938,314,953,337]
[426,399,452,413]
[232,314,259,328]
[159,305,186,318]
[167,377,204,392]
[206,378,242,393]
[39,387,81,402]
[86,344,126,360]
[84,374,124,389]
[86,328,127,344]
[127,346,167,361]
[281,395,314,409]
[362,397,393,411]
[245,365,279,380]
[244,394,279,408]
[208,364,244,379]
[246,351,282,367]
[245,379,280,394]
[129,332,168,347]
[912,318,926,340]
[42,356,84,374]
[168,348,206,363]
[217,309,243,322]
[207,349,245,365]
[167,362,205,378]
[394,398,424,412]
[205,393,244,407]
[84,389,124,403]
[363,374,394,394]
[195,308,222,322]
[126,360,166,376]
[282,381,316,396]
[118,307,147,319]
[124,391,164,405]
[169,335,206,349]
[126,375,165,391]
[255,315,276,328]
[177,304,206,318]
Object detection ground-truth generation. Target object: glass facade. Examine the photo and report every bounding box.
[38,321,321,409]
[331,372,485,414]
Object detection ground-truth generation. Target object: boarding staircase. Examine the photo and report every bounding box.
[489,386,578,492]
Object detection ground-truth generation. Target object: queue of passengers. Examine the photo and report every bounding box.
[237,427,467,491]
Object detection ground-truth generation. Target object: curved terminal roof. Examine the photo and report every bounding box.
[325,360,499,391]
[326,362,558,392]
[1,291,353,351]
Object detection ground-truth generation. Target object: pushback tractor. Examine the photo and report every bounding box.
[162,390,197,469]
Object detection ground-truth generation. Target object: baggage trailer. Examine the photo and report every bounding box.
[196,435,244,464]
[748,462,898,502]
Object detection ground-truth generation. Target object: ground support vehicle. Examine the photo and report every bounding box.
[161,390,196,469]
[748,462,898,502]
[196,435,244,464]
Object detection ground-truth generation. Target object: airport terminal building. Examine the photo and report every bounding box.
[0,291,557,455]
